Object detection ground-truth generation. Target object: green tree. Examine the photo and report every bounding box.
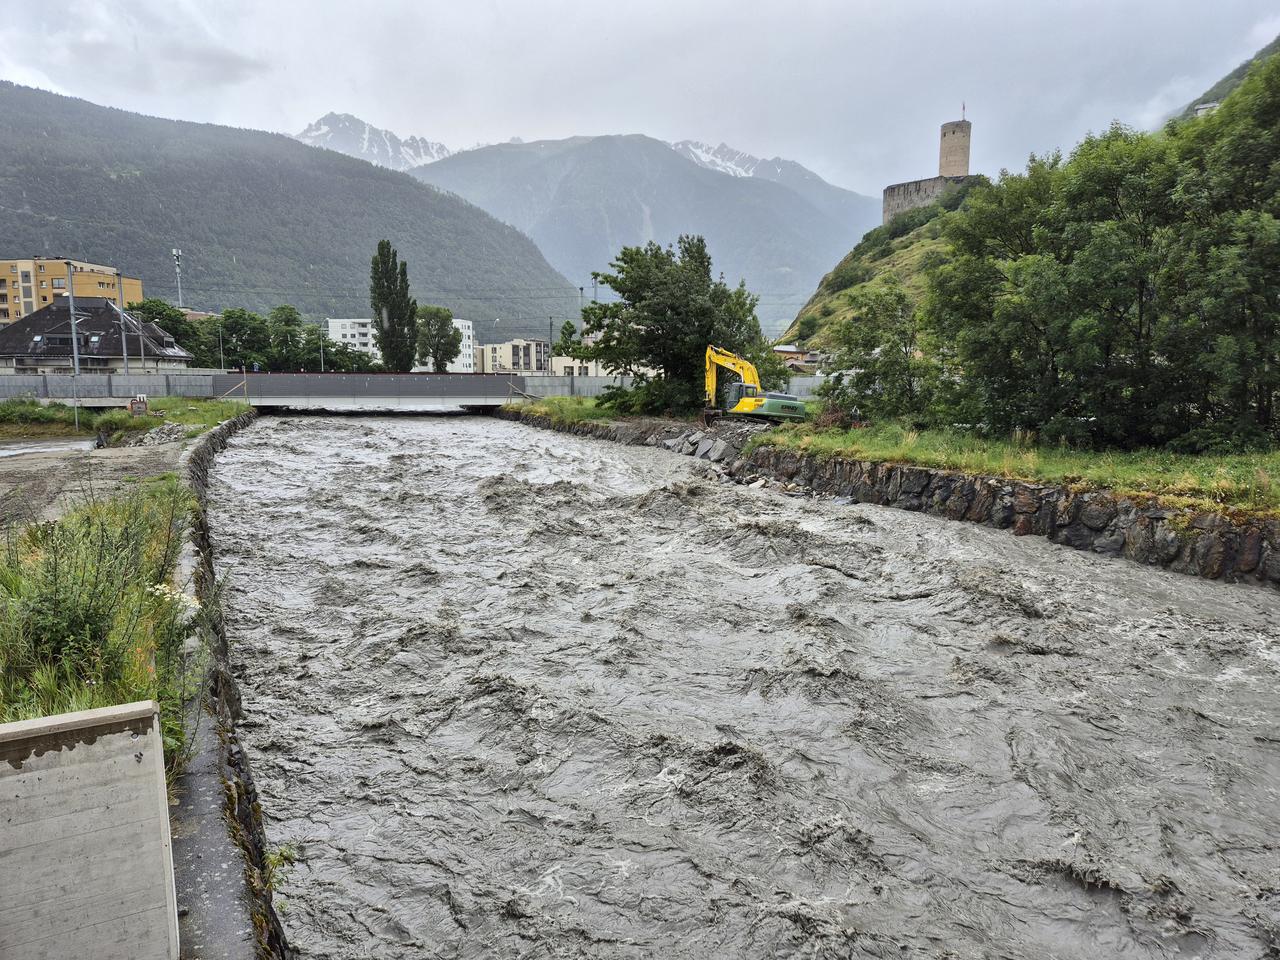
[369,240,418,372]
[555,320,579,355]
[415,305,463,372]
[576,234,778,412]
[825,281,936,421]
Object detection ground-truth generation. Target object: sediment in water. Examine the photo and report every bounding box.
[208,414,1280,959]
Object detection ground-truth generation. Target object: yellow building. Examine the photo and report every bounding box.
[0,257,144,324]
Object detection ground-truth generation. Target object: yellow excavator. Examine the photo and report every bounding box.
[703,345,806,423]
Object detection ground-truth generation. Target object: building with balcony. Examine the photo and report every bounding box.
[326,318,380,360]
[0,298,192,374]
[0,257,144,325]
[476,338,549,374]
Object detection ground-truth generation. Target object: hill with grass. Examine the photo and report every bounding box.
[780,180,980,348]
[1177,32,1280,118]
[0,82,577,338]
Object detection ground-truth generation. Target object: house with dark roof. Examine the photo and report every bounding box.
[0,298,193,375]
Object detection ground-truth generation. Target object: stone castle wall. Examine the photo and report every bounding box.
[881,175,966,224]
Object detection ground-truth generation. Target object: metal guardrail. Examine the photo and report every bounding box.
[1,371,826,405]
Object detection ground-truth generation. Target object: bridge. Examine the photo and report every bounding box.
[0,371,827,411]
[211,373,529,411]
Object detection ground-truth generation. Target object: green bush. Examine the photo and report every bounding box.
[0,482,202,772]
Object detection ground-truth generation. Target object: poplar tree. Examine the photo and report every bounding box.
[369,239,418,372]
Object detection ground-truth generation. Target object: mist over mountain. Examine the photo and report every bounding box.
[0,82,577,337]
[1176,31,1280,118]
[409,134,880,335]
[672,139,879,238]
[296,112,452,170]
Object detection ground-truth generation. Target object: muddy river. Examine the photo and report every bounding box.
[209,415,1280,959]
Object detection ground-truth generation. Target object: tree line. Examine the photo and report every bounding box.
[826,51,1280,453]
[127,239,465,373]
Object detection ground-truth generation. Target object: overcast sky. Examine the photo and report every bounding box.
[2,0,1277,195]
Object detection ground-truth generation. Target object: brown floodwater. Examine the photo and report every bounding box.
[208,415,1280,959]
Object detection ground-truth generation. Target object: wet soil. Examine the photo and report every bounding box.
[0,438,181,525]
[208,415,1280,959]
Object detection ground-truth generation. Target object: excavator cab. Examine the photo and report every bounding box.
[704,345,806,423]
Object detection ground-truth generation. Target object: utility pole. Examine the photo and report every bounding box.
[65,260,81,429]
[320,337,325,373]
[218,319,225,370]
[578,286,584,316]
[592,278,597,303]
[115,271,130,375]
[172,248,183,308]
[549,316,554,376]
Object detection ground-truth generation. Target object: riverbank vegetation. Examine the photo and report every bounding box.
[561,234,787,414]
[816,52,1279,454]
[0,479,202,774]
[508,396,616,424]
[753,420,1280,516]
[0,397,248,441]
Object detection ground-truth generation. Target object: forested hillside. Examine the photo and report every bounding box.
[0,83,577,337]
[411,134,877,336]
[1177,32,1280,118]
[781,181,980,348]
[812,50,1280,452]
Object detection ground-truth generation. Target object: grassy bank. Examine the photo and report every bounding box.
[504,396,618,424]
[0,479,203,774]
[753,421,1280,517]
[0,396,248,441]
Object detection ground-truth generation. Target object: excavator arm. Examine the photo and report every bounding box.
[705,345,762,408]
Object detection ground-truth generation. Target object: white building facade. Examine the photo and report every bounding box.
[447,318,474,373]
[326,318,380,361]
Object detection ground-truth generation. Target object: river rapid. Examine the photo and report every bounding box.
[208,415,1280,959]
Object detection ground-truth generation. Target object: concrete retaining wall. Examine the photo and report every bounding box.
[0,701,180,960]
[171,410,292,959]
[499,409,1279,588]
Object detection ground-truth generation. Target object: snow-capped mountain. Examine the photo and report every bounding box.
[296,112,451,171]
[671,139,874,242]
[670,140,767,178]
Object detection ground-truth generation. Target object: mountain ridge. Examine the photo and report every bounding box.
[0,82,577,337]
[407,133,880,335]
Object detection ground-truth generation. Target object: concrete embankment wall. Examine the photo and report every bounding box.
[172,410,292,959]
[498,410,1280,588]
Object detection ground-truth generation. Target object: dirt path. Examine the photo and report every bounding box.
[0,437,183,526]
[209,415,1280,959]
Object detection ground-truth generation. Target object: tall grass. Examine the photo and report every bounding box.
[0,479,202,771]
[505,396,618,424]
[0,396,248,439]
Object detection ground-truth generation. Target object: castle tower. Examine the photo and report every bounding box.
[938,119,971,178]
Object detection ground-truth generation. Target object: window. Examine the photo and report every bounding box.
[41,295,48,303]
[0,294,6,304]
[37,264,44,272]
[0,279,5,288]
[31,335,42,343]
[39,280,46,289]
[20,271,31,282]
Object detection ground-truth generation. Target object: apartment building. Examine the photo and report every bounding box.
[447,318,474,373]
[477,338,549,374]
[0,257,144,324]
[326,318,380,360]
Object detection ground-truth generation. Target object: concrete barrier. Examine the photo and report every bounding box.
[0,700,179,960]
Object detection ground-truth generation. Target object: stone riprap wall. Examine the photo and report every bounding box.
[498,409,1279,587]
[173,410,293,960]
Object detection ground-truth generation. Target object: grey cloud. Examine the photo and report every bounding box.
[1,0,1277,194]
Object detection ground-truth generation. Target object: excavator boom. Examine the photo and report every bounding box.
[703,345,805,422]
